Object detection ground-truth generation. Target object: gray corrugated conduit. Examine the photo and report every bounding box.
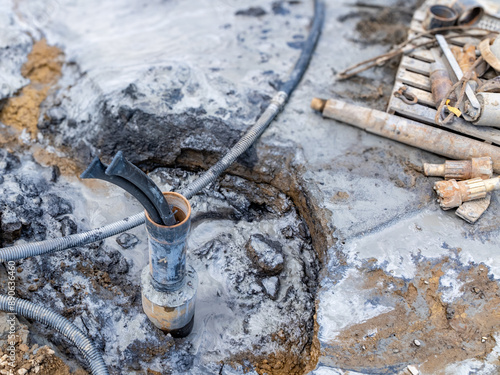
[0,295,109,375]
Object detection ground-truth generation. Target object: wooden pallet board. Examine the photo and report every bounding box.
[387,1,500,146]
[393,81,434,107]
[400,56,431,76]
[396,69,431,91]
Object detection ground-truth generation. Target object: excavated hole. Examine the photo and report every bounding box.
[0,150,322,374]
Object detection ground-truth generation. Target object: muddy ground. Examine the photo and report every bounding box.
[1,0,500,374]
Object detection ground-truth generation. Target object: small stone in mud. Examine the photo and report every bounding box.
[261,276,280,300]
[20,178,48,197]
[0,150,21,171]
[45,194,73,217]
[272,1,290,15]
[28,284,38,292]
[235,7,267,17]
[1,212,23,243]
[59,216,77,236]
[245,234,284,275]
[414,339,421,347]
[51,165,61,183]
[116,232,140,249]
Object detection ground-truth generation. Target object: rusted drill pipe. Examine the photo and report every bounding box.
[141,192,197,337]
[310,98,500,174]
[424,157,493,180]
[473,93,500,127]
[434,176,500,209]
[430,60,455,109]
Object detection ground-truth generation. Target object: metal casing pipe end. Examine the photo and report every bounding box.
[142,191,197,337]
[141,266,197,337]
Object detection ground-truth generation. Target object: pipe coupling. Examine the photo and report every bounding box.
[424,157,492,180]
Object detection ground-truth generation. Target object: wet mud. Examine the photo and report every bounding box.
[324,259,500,374]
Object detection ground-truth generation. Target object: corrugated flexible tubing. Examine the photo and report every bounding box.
[0,295,109,375]
[0,2,323,373]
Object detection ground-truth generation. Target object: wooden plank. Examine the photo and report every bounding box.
[389,100,500,145]
[400,56,431,76]
[414,7,426,22]
[396,69,431,91]
[409,49,434,63]
[410,19,425,35]
[393,80,434,107]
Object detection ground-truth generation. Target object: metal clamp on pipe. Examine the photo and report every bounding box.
[141,192,197,338]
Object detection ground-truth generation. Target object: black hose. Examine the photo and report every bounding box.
[182,0,324,198]
[280,0,324,97]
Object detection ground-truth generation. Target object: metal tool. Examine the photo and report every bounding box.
[435,34,481,120]
[106,151,176,226]
[394,86,418,105]
[424,157,493,180]
[81,157,164,224]
[434,176,500,209]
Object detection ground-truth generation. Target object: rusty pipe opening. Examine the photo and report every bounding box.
[430,5,457,22]
[451,0,484,26]
[423,5,458,30]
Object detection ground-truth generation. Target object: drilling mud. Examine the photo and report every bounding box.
[324,259,500,374]
[3,0,500,374]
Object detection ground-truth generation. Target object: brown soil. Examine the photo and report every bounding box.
[33,147,83,177]
[226,310,320,375]
[0,39,63,138]
[0,320,86,375]
[324,259,500,374]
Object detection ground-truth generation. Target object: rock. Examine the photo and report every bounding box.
[44,194,73,217]
[59,216,77,236]
[28,285,38,292]
[235,7,267,17]
[272,1,290,16]
[1,211,23,243]
[0,150,21,172]
[245,234,284,275]
[116,233,140,249]
[261,276,280,300]
[50,165,61,183]
[19,177,48,198]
